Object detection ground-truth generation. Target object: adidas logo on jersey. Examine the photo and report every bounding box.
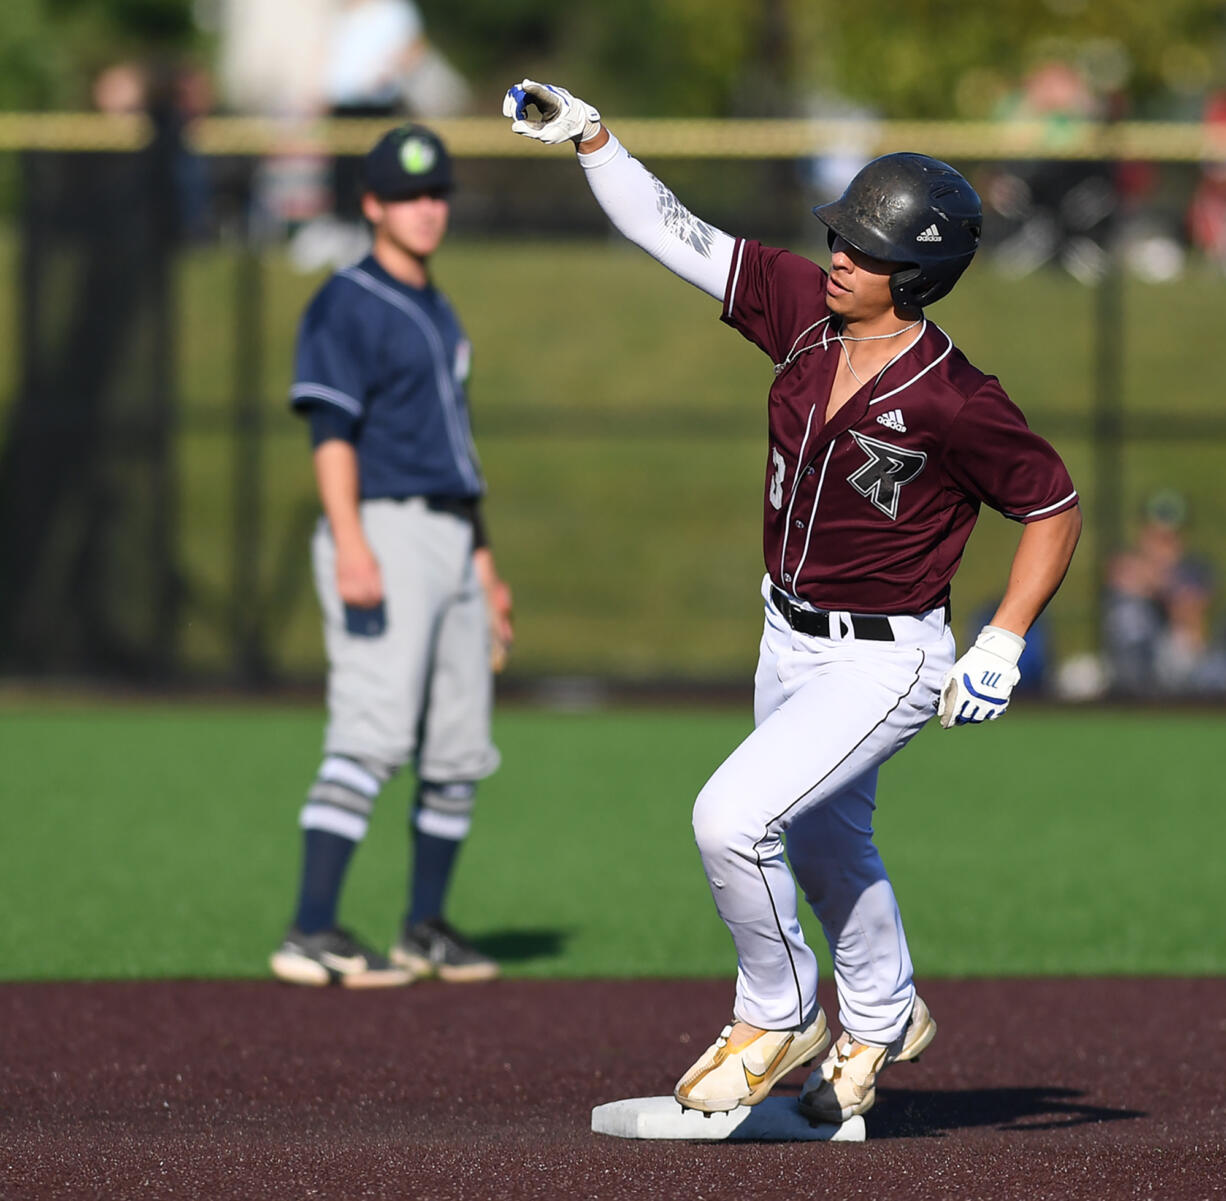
[916,224,942,242]
[876,408,907,432]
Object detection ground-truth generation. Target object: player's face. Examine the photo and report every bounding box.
[366,190,450,260]
[825,236,899,320]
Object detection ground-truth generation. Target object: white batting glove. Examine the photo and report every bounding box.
[938,626,1026,728]
[503,79,602,145]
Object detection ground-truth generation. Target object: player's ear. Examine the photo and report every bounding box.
[361,191,384,226]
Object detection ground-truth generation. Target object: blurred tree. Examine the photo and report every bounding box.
[0,0,1223,117]
[779,0,1226,118]
[0,0,197,109]
[0,0,68,108]
[423,0,767,115]
[424,0,1226,119]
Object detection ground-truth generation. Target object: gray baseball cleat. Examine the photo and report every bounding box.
[798,995,937,1123]
[390,918,500,982]
[674,1008,830,1113]
[270,926,412,988]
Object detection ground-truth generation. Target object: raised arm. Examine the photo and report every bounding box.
[504,79,735,300]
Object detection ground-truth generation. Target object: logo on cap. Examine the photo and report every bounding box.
[399,136,437,175]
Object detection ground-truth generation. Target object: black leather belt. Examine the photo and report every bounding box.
[382,495,477,520]
[770,586,894,642]
[424,496,478,520]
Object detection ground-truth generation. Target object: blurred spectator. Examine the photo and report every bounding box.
[798,92,879,206]
[1188,90,1226,269]
[92,61,149,114]
[171,62,217,240]
[1156,556,1226,694]
[1102,490,1226,696]
[288,0,472,269]
[325,0,426,118]
[984,60,1117,284]
[325,0,471,221]
[91,59,216,241]
[215,0,334,234]
[326,0,428,223]
[216,0,332,118]
[215,0,471,251]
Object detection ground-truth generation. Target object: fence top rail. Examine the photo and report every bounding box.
[2,112,1226,162]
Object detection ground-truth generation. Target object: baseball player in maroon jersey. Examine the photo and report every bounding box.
[505,81,1082,1123]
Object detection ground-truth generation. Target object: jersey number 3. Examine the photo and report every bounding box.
[769,448,786,510]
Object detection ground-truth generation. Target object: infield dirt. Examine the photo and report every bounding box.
[2,977,1222,1200]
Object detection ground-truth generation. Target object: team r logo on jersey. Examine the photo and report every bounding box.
[847,431,927,520]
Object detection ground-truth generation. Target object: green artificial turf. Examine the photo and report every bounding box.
[1,701,1220,982]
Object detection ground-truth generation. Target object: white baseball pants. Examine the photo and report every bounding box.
[690,576,954,1045]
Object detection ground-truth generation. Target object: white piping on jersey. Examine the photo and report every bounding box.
[341,266,482,493]
[1005,489,1079,520]
[773,316,834,376]
[725,239,748,318]
[790,405,817,507]
[771,315,960,587]
[868,323,951,405]
[778,404,817,577]
[812,317,931,394]
[861,320,928,394]
[795,442,836,581]
[290,382,363,417]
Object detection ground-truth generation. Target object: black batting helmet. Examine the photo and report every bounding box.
[812,153,982,308]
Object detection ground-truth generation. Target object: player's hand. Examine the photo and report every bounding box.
[503,79,601,145]
[473,547,514,673]
[938,625,1025,728]
[336,541,383,609]
[486,579,514,673]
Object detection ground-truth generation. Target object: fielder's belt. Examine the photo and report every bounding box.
[770,586,894,642]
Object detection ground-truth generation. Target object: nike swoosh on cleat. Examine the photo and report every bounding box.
[742,1035,793,1089]
[320,952,368,973]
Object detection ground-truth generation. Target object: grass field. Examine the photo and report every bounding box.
[2,700,1220,982]
[3,230,1225,683]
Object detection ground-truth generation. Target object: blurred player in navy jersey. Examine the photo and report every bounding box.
[271,123,513,988]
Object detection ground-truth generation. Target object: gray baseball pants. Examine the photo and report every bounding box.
[311,498,499,785]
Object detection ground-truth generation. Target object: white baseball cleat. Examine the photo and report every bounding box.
[674,1008,830,1113]
[798,995,937,1123]
[270,926,412,989]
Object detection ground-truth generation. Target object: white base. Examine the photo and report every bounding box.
[591,1095,866,1142]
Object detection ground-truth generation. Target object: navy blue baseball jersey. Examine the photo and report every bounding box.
[290,254,484,500]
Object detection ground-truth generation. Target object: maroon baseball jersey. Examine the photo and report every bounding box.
[722,239,1078,615]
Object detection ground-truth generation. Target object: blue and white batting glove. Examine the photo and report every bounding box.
[938,625,1025,728]
[503,79,602,146]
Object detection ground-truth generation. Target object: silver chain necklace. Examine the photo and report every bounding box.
[836,319,922,385]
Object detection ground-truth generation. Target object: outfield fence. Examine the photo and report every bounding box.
[1,109,1224,693]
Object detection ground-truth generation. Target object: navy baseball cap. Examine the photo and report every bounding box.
[361,124,453,200]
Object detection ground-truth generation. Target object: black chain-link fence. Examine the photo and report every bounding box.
[2,110,1224,695]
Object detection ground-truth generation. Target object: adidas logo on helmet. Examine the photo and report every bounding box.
[916,224,942,242]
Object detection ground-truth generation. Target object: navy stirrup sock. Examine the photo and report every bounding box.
[408,828,462,927]
[294,828,358,934]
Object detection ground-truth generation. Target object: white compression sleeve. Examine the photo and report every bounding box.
[577,133,735,300]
